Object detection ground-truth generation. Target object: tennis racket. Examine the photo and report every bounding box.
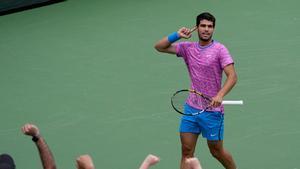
[171,89,243,116]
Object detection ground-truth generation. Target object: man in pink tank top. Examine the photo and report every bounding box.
[154,12,237,169]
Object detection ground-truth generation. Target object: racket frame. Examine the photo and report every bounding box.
[171,89,210,116]
[171,89,243,116]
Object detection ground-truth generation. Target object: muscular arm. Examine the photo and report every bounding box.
[35,136,57,169]
[154,27,196,54]
[22,124,56,169]
[219,64,237,97]
[154,36,177,54]
[211,64,237,107]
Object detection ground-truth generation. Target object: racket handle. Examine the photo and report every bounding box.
[222,100,243,105]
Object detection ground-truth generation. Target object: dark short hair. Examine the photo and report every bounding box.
[196,12,216,27]
[0,154,15,169]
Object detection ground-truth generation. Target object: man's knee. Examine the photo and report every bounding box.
[209,148,222,159]
[209,147,223,159]
[207,141,223,159]
[181,144,195,158]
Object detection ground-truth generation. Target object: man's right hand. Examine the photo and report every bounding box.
[178,27,197,39]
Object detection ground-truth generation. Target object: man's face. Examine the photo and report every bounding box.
[197,19,214,42]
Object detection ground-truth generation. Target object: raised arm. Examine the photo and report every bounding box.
[22,124,56,169]
[154,27,196,54]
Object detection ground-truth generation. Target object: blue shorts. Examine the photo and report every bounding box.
[179,104,224,141]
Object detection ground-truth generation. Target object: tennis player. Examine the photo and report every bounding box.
[154,12,237,169]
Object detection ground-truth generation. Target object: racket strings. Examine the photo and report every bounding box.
[190,92,211,110]
[171,90,189,113]
[171,90,213,115]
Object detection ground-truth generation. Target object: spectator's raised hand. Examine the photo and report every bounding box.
[21,123,40,137]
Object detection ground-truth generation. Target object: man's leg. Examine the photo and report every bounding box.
[207,140,236,169]
[180,132,199,169]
